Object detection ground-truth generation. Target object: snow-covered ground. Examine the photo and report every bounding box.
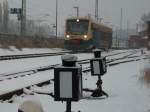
[0,48,149,112]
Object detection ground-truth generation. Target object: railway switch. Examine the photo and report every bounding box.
[90,49,108,97]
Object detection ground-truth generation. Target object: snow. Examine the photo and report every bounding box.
[18,99,44,112]
[61,54,78,61]
[0,48,149,112]
[0,71,53,95]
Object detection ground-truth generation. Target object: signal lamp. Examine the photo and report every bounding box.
[76,19,80,22]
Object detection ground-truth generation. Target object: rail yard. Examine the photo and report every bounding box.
[0,48,149,112]
[0,0,150,112]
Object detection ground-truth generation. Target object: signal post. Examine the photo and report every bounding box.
[10,0,26,36]
[147,21,150,50]
[21,0,26,36]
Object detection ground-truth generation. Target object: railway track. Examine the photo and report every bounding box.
[0,51,73,61]
[0,50,137,81]
[0,49,130,61]
[0,50,149,101]
[78,50,138,65]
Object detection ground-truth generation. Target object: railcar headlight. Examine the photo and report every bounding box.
[76,19,80,22]
[66,35,70,38]
[84,35,88,39]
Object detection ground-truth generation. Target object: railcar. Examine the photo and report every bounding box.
[64,17,112,50]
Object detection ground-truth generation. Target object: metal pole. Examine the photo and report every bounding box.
[66,101,71,112]
[73,6,79,17]
[77,7,79,17]
[116,30,118,48]
[120,8,123,38]
[95,0,98,21]
[21,0,26,36]
[147,21,150,50]
[136,23,138,35]
[3,0,9,33]
[148,21,150,39]
[56,0,58,38]
[98,75,102,91]
[127,20,129,48]
[118,8,123,47]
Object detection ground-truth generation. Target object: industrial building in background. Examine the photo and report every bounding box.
[128,21,150,50]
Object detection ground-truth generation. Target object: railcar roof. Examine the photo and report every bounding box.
[66,17,90,21]
[66,17,112,33]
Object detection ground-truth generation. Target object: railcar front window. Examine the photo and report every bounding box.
[66,20,89,35]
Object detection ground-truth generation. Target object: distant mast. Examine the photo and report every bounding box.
[147,21,150,50]
[21,0,26,36]
[95,0,99,22]
[148,21,150,38]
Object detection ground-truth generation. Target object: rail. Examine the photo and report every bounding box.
[1,50,148,101]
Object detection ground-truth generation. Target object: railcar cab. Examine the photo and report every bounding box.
[64,17,112,50]
[65,17,92,41]
[64,17,94,50]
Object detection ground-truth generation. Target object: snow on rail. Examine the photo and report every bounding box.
[0,71,53,97]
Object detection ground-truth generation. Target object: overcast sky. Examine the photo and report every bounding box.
[2,0,150,34]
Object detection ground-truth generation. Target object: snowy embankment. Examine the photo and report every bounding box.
[0,48,149,112]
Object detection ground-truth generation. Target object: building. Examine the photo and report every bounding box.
[128,35,147,48]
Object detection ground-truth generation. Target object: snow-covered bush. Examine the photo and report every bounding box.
[18,100,44,112]
[140,60,150,86]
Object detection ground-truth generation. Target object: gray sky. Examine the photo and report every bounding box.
[6,0,150,34]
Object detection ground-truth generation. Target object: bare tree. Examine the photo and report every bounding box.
[8,19,20,35]
[140,13,150,29]
[26,19,37,36]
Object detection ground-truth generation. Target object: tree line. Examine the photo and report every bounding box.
[0,0,55,38]
[139,12,150,31]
